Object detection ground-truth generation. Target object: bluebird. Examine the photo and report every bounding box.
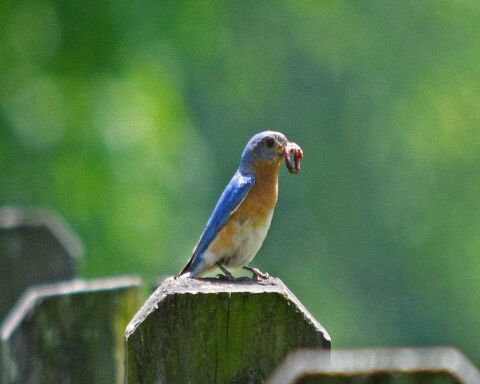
[178,131,303,280]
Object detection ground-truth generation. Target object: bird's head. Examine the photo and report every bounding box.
[240,131,303,174]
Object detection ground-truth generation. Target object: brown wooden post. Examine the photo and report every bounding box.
[125,276,331,384]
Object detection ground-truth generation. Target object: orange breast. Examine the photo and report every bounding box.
[208,160,280,254]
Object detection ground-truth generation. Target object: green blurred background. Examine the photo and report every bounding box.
[1,0,479,362]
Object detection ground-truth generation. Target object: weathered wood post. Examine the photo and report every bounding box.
[1,276,142,384]
[266,347,480,384]
[125,276,331,384]
[0,207,83,320]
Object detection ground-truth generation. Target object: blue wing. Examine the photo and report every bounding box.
[179,171,255,276]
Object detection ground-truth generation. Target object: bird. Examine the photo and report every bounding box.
[178,131,303,280]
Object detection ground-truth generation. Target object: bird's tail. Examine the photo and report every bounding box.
[177,255,194,277]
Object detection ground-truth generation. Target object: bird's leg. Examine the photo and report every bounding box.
[215,263,235,280]
[243,266,269,280]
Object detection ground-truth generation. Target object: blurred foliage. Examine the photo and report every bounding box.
[1,0,479,363]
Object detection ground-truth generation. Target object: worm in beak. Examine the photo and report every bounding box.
[283,142,304,174]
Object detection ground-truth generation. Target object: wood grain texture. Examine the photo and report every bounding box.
[125,276,330,384]
[1,277,142,384]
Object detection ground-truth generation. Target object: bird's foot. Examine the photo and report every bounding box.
[215,274,251,282]
[243,266,269,281]
[215,263,235,280]
[215,273,234,280]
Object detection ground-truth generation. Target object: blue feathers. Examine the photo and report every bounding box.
[180,171,255,275]
[178,130,294,278]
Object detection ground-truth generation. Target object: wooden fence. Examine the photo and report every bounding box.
[1,277,141,384]
[125,276,330,383]
[1,207,479,383]
[0,207,82,320]
[267,348,480,384]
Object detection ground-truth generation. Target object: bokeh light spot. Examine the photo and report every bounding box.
[2,75,65,151]
[5,0,61,65]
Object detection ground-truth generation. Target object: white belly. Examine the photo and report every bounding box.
[201,210,274,270]
[227,210,274,267]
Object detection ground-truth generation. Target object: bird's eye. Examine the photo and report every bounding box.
[265,138,275,148]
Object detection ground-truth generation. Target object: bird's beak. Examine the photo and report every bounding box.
[283,142,304,174]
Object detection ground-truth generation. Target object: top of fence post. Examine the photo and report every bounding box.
[125,276,331,384]
[1,276,142,384]
[0,206,83,320]
[266,347,480,384]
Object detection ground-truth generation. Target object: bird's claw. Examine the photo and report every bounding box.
[215,274,252,282]
[215,273,234,281]
[215,263,235,280]
[243,266,269,281]
[252,269,269,281]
